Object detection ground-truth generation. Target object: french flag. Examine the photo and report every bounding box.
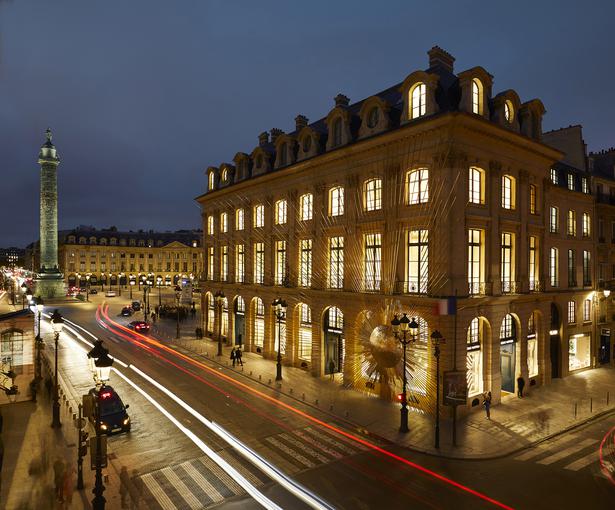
[434,297,457,316]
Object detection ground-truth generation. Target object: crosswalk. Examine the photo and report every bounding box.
[512,434,600,472]
[135,424,368,509]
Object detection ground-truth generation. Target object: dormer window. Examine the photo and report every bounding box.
[129,239,136,246]
[110,237,117,246]
[279,143,287,166]
[255,154,263,169]
[138,239,145,247]
[567,173,575,191]
[504,100,514,123]
[79,237,86,244]
[367,107,379,128]
[68,236,76,244]
[332,118,342,147]
[472,79,483,115]
[550,168,558,185]
[221,168,228,182]
[99,238,107,245]
[302,136,312,153]
[410,83,426,119]
[208,172,215,191]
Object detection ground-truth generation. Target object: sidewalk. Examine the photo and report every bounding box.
[151,313,615,460]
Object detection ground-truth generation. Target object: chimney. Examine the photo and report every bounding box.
[295,115,308,131]
[258,131,269,146]
[428,46,455,73]
[334,93,350,107]
[270,128,284,144]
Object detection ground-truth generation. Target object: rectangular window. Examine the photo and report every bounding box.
[328,236,344,289]
[329,187,344,217]
[235,209,244,231]
[300,194,313,221]
[468,167,485,205]
[567,301,576,324]
[254,205,265,228]
[298,304,312,361]
[583,299,591,322]
[568,249,576,287]
[468,229,484,295]
[549,207,559,233]
[220,213,228,233]
[529,236,538,291]
[582,213,591,237]
[582,177,589,194]
[235,244,245,283]
[567,173,574,191]
[364,233,382,291]
[208,247,214,281]
[207,216,214,235]
[254,242,264,284]
[501,232,514,293]
[567,210,576,236]
[274,240,287,285]
[501,175,515,210]
[550,247,559,287]
[550,168,558,185]
[275,200,287,225]
[583,250,591,286]
[364,179,382,211]
[220,246,228,281]
[529,184,537,214]
[299,239,313,288]
[406,229,428,294]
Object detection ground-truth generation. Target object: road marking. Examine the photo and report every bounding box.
[160,467,203,509]
[182,461,226,503]
[303,427,367,454]
[279,433,332,464]
[537,439,595,465]
[265,436,316,468]
[564,450,598,471]
[196,457,243,496]
[141,473,180,510]
[513,446,548,462]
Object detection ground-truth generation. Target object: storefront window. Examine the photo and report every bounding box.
[568,335,591,371]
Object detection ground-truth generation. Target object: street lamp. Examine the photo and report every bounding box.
[214,290,225,355]
[101,272,105,291]
[156,276,163,308]
[92,351,113,510]
[86,274,91,301]
[50,309,64,428]
[76,272,81,291]
[431,330,446,449]
[391,313,418,433]
[175,285,182,339]
[33,296,44,382]
[129,279,135,299]
[272,297,287,381]
[117,273,123,296]
[20,282,27,309]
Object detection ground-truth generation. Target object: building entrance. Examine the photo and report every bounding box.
[500,343,515,393]
[599,329,610,365]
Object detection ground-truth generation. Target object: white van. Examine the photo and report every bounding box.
[105,290,117,297]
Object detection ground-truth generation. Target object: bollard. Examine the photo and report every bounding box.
[329,404,333,411]
[268,378,272,384]
[290,388,293,394]
[574,402,578,419]
[315,399,319,406]
[302,393,305,400]
[259,374,262,381]
[250,371,253,376]
[590,398,593,413]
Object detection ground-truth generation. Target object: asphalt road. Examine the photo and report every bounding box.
[48,295,615,510]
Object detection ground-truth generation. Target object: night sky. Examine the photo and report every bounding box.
[1,0,614,247]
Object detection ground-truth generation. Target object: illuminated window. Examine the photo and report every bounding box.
[583,250,591,286]
[221,298,229,337]
[220,245,228,281]
[253,242,264,284]
[501,232,515,293]
[583,299,591,322]
[235,244,244,283]
[298,303,312,361]
[406,229,428,294]
[469,167,485,205]
[329,187,344,217]
[208,172,215,190]
[529,185,537,214]
[500,314,515,341]
[220,212,228,233]
[253,298,264,349]
[299,239,312,288]
[466,317,484,396]
[410,83,426,119]
[567,210,577,236]
[568,249,576,287]
[235,208,244,231]
[501,175,515,209]
[567,173,575,191]
[549,207,559,233]
[567,301,576,323]
[274,200,287,225]
[407,168,429,204]
[328,236,344,289]
[300,193,313,221]
[582,177,589,194]
[221,168,228,182]
[550,247,559,287]
[504,100,514,123]
[364,233,382,291]
[472,79,482,115]
[582,213,591,237]
[529,236,538,291]
[364,178,382,211]
[274,240,287,286]
[207,216,214,235]
[208,246,214,281]
[550,168,558,185]
[468,229,484,295]
[253,204,264,228]
[527,313,538,378]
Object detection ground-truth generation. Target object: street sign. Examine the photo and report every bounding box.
[89,436,108,470]
[443,370,467,406]
[82,394,93,418]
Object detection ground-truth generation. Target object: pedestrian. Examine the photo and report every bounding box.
[236,347,243,366]
[62,464,75,509]
[230,347,236,367]
[120,466,131,509]
[517,374,525,398]
[53,458,65,503]
[152,312,157,323]
[45,376,52,399]
[328,359,335,381]
[483,391,492,420]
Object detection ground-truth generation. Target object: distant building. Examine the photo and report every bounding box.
[0,247,25,268]
[0,309,35,405]
[26,226,204,288]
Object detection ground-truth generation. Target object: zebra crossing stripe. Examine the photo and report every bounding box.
[513,446,548,462]
[141,473,180,510]
[265,436,316,468]
[537,439,595,465]
[564,450,598,471]
[293,430,344,460]
[303,427,365,454]
[279,433,332,464]
[181,461,226,503]
[160,467,203,510]
[196,457,244,496]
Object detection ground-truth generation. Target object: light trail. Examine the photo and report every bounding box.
[100,304,515,510]
[599,424,615,485]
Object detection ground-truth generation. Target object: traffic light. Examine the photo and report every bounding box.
[397,393,407,405]
[79,430,89,457]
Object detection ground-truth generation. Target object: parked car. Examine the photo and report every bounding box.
[90,289,98,295]
[121,306,133,317]
[105,290,116,297]
[131,301,141,311]
[88,385,131,434]
[129,320,150,333]
[79,287,87,293]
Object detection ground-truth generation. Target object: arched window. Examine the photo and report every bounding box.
[410,83,426,119]
[298,303,312,361]
[501,175,515,210]
[367,106,379,128]
[363,178,382,211]
[332,118,342,147]
[302,135,312,153]
[253,297,264,350]
[221,168,228,182]
[274,199,287,225]
[221,297,229,337]
[406,168,429,204]
[206,292,215,334]
[527,312,539,378]
[323,306,345,376]
[208,172,215,191]
[468,167,485,205]
[300,193,313,221]
[500,314,516,340]
[235,208,244,231]
[504,100,514,123]
[466,317,484,396]
[328,187,344,217]
[472,79,483,115]
[89,237,97,245]
[99,238,107,245]
[79,237,86,244]
[253,204,265,228]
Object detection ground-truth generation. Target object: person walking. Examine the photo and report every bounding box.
[230,347,236,367]
[517,374,525,398]
[236,347,243,366]
[483,391,492,420]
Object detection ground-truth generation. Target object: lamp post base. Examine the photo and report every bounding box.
[217,340,222,356]
[275,363,282,381]
[399,406,409,433]
[51,400,62,428]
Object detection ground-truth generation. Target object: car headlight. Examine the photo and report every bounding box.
[123,418,130,425]
[100,423,107,430]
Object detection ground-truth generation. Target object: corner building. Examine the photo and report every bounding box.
[196,47,609,413]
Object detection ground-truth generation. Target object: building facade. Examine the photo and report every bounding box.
[196,47,612,413]
[0,248,25,268]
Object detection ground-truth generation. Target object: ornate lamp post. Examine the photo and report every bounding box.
[156,276,163,308]
[86,274,91,301]
[175,285,182,339]
[92,350,113,510]
[101,272,105,291]
[431,330,445,449]
[129,278,135,299]
[50,309,64,428]
[272,297,287,381]
[20,282,27,309]
[391,313,418,433]
[214,290,224,355]
[33,296,44,381]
